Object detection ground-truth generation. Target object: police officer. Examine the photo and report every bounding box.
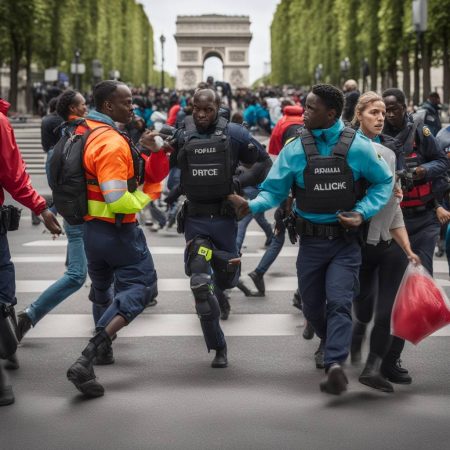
[381,88,449,384]
[143,88,266,368]
[228,84,393,395]
[66,81,168,398]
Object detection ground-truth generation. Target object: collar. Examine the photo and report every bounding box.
[0,98,11,115]
[87,110,119,130]
[310,120,344,142]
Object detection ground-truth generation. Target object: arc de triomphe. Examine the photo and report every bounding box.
[174,15,252,90]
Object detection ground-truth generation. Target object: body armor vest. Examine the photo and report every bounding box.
[179,116,233,203]
[295,127,358,214]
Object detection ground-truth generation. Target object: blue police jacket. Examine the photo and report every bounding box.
[249,119,393,224]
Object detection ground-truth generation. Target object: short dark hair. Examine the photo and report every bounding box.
[429,92,440,100]
[48,97,59,114]
[93,80,125,110]
[193,88,220,107]
[56,89,78,120]
[382,88,406,106]
[311,84,344,118]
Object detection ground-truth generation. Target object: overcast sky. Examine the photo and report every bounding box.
[141,0,280,83]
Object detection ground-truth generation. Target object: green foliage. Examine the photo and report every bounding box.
[1,0,155,90]
[270,0,449,91]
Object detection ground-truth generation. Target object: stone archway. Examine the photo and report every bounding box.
[174,15,252,90]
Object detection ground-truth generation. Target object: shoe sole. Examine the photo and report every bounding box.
[383,376,412,385]
[320,369,348,395]
[93,357,115,366]
[67,368,104,398]
[211,362,228,368]
[359,376,394,393]
[0,388,15,406]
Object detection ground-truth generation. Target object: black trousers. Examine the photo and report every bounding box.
[353,241,408,359]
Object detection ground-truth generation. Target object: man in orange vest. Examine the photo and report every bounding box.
[66,81,168,398]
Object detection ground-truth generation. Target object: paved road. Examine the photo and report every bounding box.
[2,126,450,449]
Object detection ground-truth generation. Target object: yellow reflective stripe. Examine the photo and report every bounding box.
[87,200,116,218]
[103,190,126,204]
[107,190,150,214]
[100,180,128,191]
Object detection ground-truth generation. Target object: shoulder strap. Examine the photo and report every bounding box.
[300,128,320,157]
[214,116,228,135]
[404,119,422,154]
[183,115,197,135]
[332,127,356,158]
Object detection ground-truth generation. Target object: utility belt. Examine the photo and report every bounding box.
[295,216,346,239]
[0,205,22,235]
[401,203,434,217]
[176,199,235,235]
[185,200,235,218]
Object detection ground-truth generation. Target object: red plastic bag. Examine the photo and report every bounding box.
[391,263,450,345]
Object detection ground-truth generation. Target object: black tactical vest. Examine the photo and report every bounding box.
[295,127,357,214]
[179,116,233,203]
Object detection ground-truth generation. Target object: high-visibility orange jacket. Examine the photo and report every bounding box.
[81,119,168,224]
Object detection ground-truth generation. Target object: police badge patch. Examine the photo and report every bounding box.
[423,127,431,137]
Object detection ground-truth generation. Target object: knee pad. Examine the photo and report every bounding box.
[190,273,219,320]
[185,236,213,277]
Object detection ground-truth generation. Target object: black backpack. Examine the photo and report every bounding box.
[48,120,109,225]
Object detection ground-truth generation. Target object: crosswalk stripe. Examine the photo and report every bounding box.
[21,313,450,339]
[22,231,267,247]
[15,277,300,293]
[13,247,299,262]
[13,275,450,293]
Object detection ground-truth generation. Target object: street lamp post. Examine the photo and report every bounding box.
[74,48,81,90]
[160,34,166,90]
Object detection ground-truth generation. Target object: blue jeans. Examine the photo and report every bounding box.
[0,234,15,306]
[236,186,273,251]
[297,236,361,368]
[26,221,87,325]
[255,227,286,274]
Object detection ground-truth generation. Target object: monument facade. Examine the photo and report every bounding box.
[174,15,252,90]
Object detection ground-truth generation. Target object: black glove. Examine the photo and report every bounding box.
[165,186,182,206]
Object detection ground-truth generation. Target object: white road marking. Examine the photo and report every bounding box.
[21,313,450,339]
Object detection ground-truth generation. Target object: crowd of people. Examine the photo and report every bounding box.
[1,74,450,405]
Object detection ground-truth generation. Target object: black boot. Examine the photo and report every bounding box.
[4,353,19,371]
[359,353,394,393]
[320,364,348,395]
[314,339,325,369]
[216,291,231,321]
[67,331,111,398]
[381,357,412,384]
[302,321,314,340]
[16,310,32,342]
[0,364,14,406]
[211,344,228,368]
[351,320,367,364]
[93,335,115,366]
[236,280,253,297]
[248,271,265,295]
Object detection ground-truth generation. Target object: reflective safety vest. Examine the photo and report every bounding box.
[178,116,233,203]
[82,120,149,224]
[295,128,360,214]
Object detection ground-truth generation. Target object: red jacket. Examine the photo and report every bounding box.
[0,99,47,214]
[268,105,304,156]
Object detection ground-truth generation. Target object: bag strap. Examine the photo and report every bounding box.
[332,127,356,158]
[300,128,320,158]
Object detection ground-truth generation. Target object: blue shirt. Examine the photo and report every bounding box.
[249,120,393,223]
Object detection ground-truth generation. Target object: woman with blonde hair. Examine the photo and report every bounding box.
[350,91,421,392]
